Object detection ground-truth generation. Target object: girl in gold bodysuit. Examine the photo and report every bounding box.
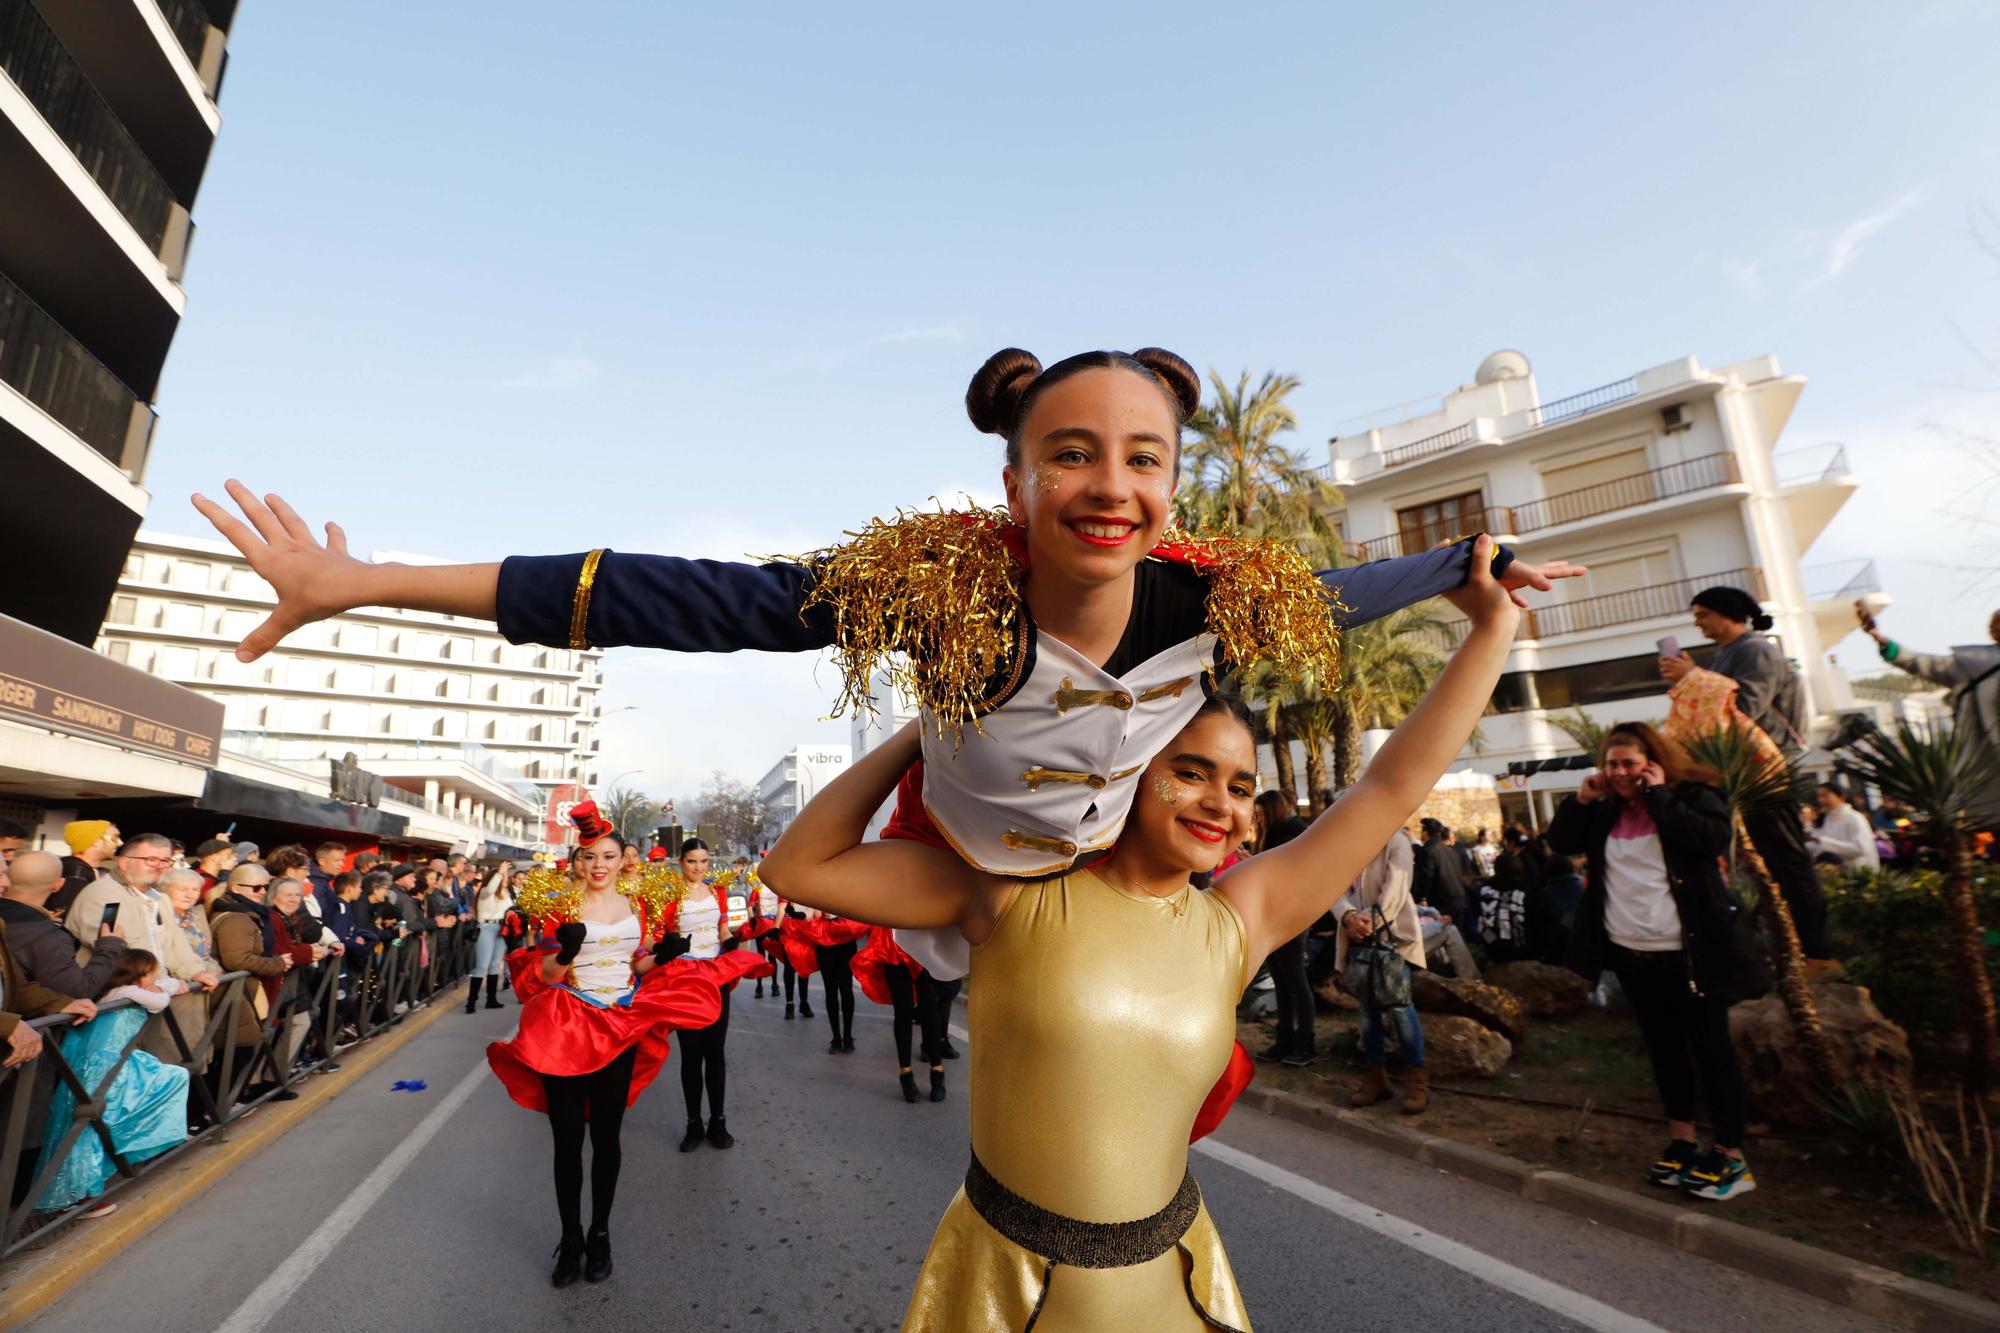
[759,538,1518,1330]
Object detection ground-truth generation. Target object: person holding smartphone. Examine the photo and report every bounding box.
[65,836,221,1013]
[1860,602,2000,832]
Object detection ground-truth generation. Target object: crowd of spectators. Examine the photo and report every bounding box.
[0,818,514,1222]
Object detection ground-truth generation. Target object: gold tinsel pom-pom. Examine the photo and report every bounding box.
[515,867,580,926]
[1159,526,1346,689]
[771,506,1024,747]
[622,864,688,928]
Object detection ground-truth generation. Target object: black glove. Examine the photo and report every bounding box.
[651,932,692,965]
[553,921,588,966]
[720,934,745,953]
[784,906,806,919]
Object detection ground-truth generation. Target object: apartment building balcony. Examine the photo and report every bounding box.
[1775,443,1858,551]
[1,264,154,474]
[1511,452,1743,537]
[1532,566,1766,641]
[37,0,224,204]
[1801,557,1880,650]
[1346,505,1518,563]
[0,0,188,399]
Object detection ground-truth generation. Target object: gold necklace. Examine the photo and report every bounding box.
[1095,865,1192,918]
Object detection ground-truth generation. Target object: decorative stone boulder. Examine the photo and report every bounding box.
[1414,1015,1513,1079]
[1484,961,1592,1019]
[1312,975,1360,1011]
[1727,980,1914,1129]
[1409,970,1529,1045]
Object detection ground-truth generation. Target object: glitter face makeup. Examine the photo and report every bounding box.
[1152,776,1180,805]
[1031,463,1061,495]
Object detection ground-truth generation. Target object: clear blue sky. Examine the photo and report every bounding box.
[148,0,2000,802]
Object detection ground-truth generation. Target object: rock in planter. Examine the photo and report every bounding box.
[1483,961,1591,1019]
[1409,970,1529,1044]
[1416,1014,1513,1079]
[1728,980,1914,1129]
[1312,976,1359,1011]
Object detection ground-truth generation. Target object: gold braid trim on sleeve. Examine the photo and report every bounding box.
[568,548,607,650]
[766,507,1025,749]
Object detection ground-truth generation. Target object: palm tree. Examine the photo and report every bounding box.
[602,787,663,843]
[1681,727,1839,1088]
[1174,369,1342,550]
[1238,662,1302,800]
[1327,603,1454,789]
[1840,720,2000,1094]
[1282,698,1339,814]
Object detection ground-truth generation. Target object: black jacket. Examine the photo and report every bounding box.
[0,898,127,999]
[1545,782,1770,1004]
[1412,838,1467,918]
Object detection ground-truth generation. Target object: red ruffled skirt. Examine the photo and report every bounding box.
[851,925,921,1006]
[777,914,870,976]
[487,946,772,1114]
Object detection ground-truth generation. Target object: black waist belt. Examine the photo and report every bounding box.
[964,1151,1201,1270]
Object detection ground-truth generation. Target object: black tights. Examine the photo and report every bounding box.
[784,960,812,1007]
[884,967,948,1069]
[679,986,731,1123]
[818,941,856,1043]
[541,1045,636,1239]
[1267,931,1314,1047]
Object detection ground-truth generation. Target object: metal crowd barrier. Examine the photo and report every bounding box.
[0,923,482,1260]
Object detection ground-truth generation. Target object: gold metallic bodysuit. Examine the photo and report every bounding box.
[902,870,1252,1331]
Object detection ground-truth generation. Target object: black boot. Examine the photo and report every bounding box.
[800,999,814,1019]
[584,1228,612,1283]
[706,1116,734,1149]
[829,1036,844,1054]
[784,1002,795,1020]
[900,1071,920,1103]
[929,1067,947,1103]
[465,976,481,1014]
[841,1034,856,1053]
[484,975,502,1010]
[678,1119,706,1152]
[551,1232,585,1287]
[939,1039,959,1060]
[755,980,765,998]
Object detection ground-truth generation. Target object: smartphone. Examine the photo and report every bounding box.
[224,821,237,838]
[1657,635,1683,659]
[100,902,120,930]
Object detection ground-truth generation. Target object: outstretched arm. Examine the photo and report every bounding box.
[1225,536,1519,962]
[759,723,985,929]
[1321,537,1583,627]
[194,482,835,662]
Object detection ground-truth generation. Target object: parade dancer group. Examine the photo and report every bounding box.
[198,344,1571,1328]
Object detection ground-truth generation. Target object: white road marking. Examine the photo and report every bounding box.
[955,1020,1655,1331]
[213,1059,488,1333]
[1193,1138,1668,1333]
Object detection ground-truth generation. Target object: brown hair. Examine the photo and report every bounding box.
[108,948,159,990]
[265,845,311,878]
[966,348,1201,471]
[1598,721,1720,787]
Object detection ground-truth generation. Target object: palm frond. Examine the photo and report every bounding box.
[1680,726,1814,811]
[1842,719,2000,838]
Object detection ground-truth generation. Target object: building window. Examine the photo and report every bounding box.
[108,595,137,625]
[1395,491,1487,556]
[103,640,131,663]
[163,602,202,634]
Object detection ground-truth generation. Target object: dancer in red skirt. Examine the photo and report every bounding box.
[780,907,870,1052]
[486,804,767,1288]
[853,926,951,1103]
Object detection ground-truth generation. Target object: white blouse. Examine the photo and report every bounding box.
[568,915,640,1001]
[1602,832,1682,952]
[677,890,723,959]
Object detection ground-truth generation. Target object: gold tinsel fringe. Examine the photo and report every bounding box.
[624,864,689,933]
[515,867,579,926]
[774,510,1346,743]
[773,506,1024,746]
[1156,526,1346,689]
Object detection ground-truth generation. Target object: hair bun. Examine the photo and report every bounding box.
[965,348,1042,437]
[1752,614,1775,632]
[1130,347,1201,424]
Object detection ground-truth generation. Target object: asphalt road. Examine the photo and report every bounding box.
[25,985,1887,1333]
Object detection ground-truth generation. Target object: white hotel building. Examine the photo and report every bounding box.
[1325,349,1871,829]
[94,530,606,854]
[756,743,853,841]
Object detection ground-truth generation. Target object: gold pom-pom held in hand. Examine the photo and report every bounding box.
[622,864,688,941]
[515,867,581,931]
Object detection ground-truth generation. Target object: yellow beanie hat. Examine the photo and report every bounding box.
[64,820,112,854]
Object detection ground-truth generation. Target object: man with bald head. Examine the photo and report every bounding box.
[0,851,126,1000]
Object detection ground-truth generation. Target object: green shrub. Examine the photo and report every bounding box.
[1822,868,2000,1048]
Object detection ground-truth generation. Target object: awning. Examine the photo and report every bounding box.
[197,770,408,840]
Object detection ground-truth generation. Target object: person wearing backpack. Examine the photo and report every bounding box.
[1660,586,1836,973]
[1334,825,1428,1114]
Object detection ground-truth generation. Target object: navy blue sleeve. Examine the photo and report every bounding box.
[1316,538,1517,628]
[494,551,837,652]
